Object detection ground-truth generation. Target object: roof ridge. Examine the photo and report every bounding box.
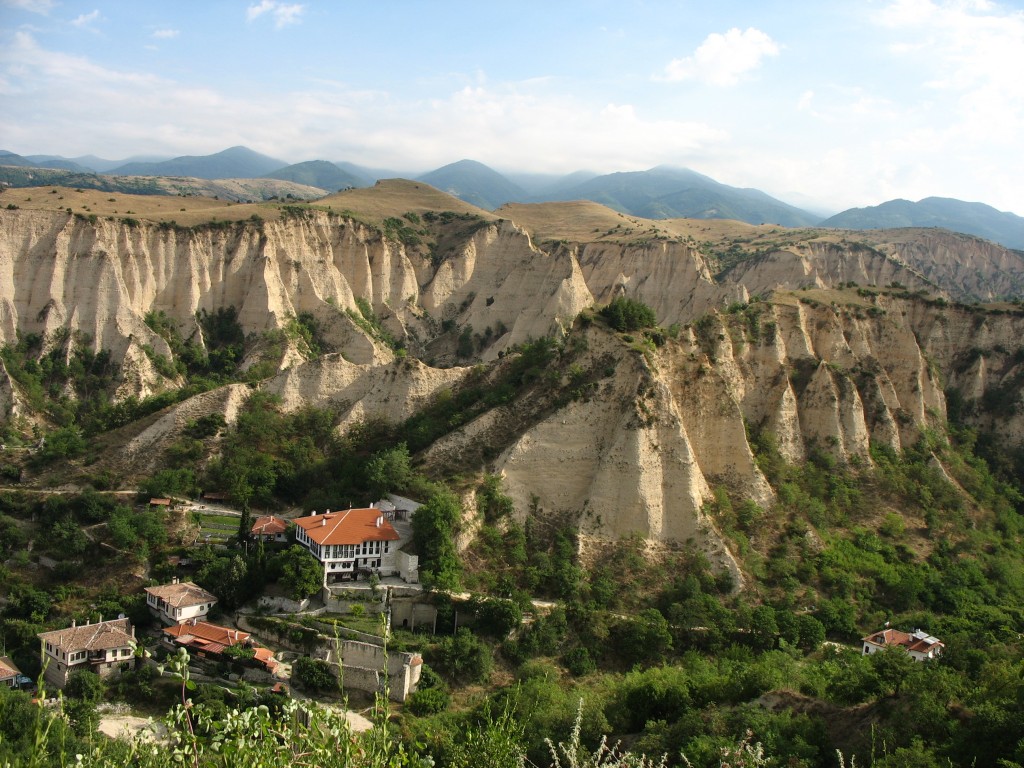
[325,509,351,539]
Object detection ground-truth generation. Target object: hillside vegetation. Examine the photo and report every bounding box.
[1,185,1023,767]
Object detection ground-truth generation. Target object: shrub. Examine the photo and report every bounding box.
[599,297,657,332]
[406,686,449,715]
[292,656,336,692]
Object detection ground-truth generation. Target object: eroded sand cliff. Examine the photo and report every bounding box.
[2,205,1023,572]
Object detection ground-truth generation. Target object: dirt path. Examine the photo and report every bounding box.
[98,714,166,742]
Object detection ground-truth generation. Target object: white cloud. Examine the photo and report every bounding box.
[661,27,780,86]
[0,31,725,176]
[872,1,1024,154]
[246,1,304,28]
[71,9,100,27]
[152,29,180,39]
[0,0,54,14]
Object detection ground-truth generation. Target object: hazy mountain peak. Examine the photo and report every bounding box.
[821,197,1024,250]
[109,145,288,180]
[416,159,527,210]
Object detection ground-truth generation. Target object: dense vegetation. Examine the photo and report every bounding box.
[2,289,1024,766]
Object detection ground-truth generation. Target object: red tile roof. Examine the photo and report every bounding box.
[163,622,277,671]
[253,647,279,672]
[252,515,288,536]
[863,628,943,654]
[164,621,250,647]
[149,498,171,506]
[294,508,400,546]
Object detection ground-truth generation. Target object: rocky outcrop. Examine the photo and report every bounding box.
[421,294,1024,552]
[725,241,934,298]
[857,229,1024,301]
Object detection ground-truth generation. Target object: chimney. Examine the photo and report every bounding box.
[321,517,326,526]
[172,576,179,585]
[376,516,382,527]
[326,509,331,515]
[312,510,317,516]
[71,619,76,628]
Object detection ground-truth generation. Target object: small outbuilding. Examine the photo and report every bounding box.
[862,627,944,661]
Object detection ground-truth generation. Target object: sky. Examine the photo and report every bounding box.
[1,0,1023,215]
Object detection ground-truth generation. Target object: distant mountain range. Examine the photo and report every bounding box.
[0,150,93,173]
[4,145,1024,248]
[529,166,819,227]
[263,160,366,191]
[820,197,1024,251]
[108,145,288,179]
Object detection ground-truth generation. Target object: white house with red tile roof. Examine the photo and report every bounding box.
[294,508,403,585]
[163,621,278,673]
[37,618,137,688]
[251,515,289,543]
[862,628,944,661]
[145,579,218,625]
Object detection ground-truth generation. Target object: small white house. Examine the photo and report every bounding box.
[145,579,218,625]
[251,515,290,543]
[37,618,136,689]
[862,628,944,661]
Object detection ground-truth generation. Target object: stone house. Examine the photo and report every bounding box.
[37,618,136,689]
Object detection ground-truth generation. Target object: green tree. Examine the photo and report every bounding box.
[405,686,449,716]
[138,468,198,500]
[292,656,335,692]
[749,605,779,650]
[274,545,323,600]
[434,628,492,684]
[795,614,826,651]
[412,490,463,591]
[599,297,657,332]
[38,425,86,462]
[470,596,522,638]
[869,646,917,695]
[613,609,672,664]
[50,515,90,556]
[65,670,105,703]
[237,505,252,545]
[194,553,251,610]
[365,443,412,499]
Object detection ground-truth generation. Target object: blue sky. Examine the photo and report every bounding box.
[1,0,1023,214]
